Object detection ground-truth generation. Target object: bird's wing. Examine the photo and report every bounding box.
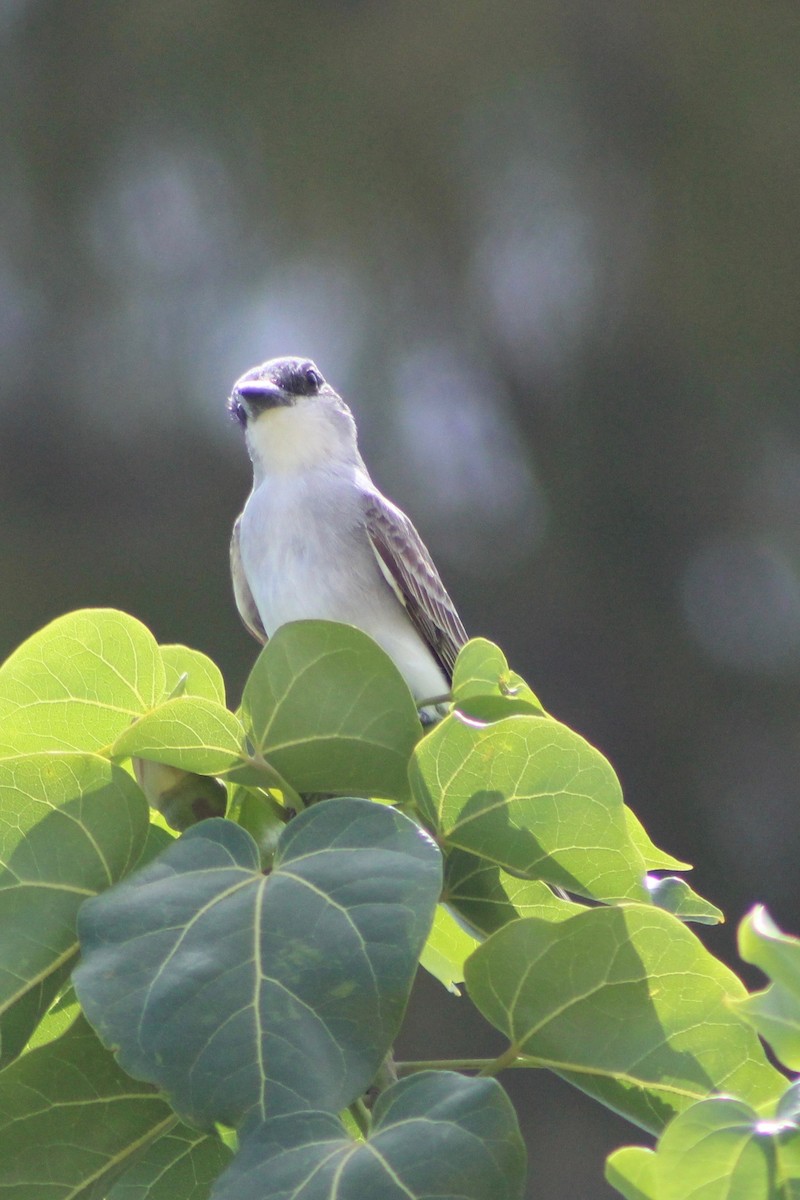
[230,514,267,644]
[362,488,468,681]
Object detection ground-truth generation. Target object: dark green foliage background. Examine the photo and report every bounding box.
[2,5,799,1195]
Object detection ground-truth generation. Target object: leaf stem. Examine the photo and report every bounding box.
[477,1046,522,1077]
[396,1056,526,1075]
[348,1098,372,1138]
[242,752,305,811]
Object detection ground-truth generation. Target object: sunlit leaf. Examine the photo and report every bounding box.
[112,696,245,775]
[411,712,648,903]
[241,621,421,800]
[0,609,164,756]
[653,1097,782,1199]
[465,907,784,1133]
[605,1145,658,1200]
[735,906,800,1070]
[645,875,723,925]
[160,644,226,706]
[75,802,441,1130]
[0,753,148,1029]
[451,638,545,716]
[420,904,481,993]
[211,1072,526,1200]
[625,807,690,872]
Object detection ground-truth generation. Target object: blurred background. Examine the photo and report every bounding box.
[2,2,799,1193]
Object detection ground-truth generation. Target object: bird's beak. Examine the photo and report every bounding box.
[233,380,292,414]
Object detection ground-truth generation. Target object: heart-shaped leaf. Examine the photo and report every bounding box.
[74,801,442,1130]
[210,1072,526,1200]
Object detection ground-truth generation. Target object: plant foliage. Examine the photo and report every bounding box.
[0,610,795,1198]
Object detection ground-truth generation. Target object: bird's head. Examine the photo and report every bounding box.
[228,356,358,475]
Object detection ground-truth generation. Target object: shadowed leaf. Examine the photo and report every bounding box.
[75,802,441,1130]
[210,1072,526,1200]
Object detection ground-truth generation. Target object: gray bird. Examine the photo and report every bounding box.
[228,356,467,706]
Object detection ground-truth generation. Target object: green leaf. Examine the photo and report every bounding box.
[0,609,164,756]
[410,712,648,903]
[443,847,584,937]
[24,983,81,1052]
[240,621,421,800]
[160,644,226,705]
[735,906,800,1070]
[112,696,246,775]
[419,904,481,993]
[106,1126,232,1200]
[625,807,691,872]
[0,753,149,1026]
[605,1145,658,1200]
[74,801,442,1130]
[211,1071,526,1200]
[465,906,784,1133]
[645,875,723,925]
[654,1097,778,1199]
[451,637,545,715]
[0,1015,178,1200]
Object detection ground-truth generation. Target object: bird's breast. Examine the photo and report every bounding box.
[239,474,376,632]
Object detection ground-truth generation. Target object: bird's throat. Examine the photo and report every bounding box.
[246,406,344,477]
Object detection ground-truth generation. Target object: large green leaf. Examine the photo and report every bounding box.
[240,621,421,800]
[410,712,648,903]
[0,753,149,1026]
[0,1015,180,1200]
[74,802,442,1130]
[735,906,800,1070]
[443,847,584,937]
[0,609,164,756]
[210,1072,526,1200]
[465,907,785,1133]
[112,696,246,775]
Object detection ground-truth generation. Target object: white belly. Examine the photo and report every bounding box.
[239,474,448,702]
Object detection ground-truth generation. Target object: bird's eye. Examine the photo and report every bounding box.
[304,366,322,392]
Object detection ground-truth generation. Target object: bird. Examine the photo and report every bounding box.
[228,355,467,709]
